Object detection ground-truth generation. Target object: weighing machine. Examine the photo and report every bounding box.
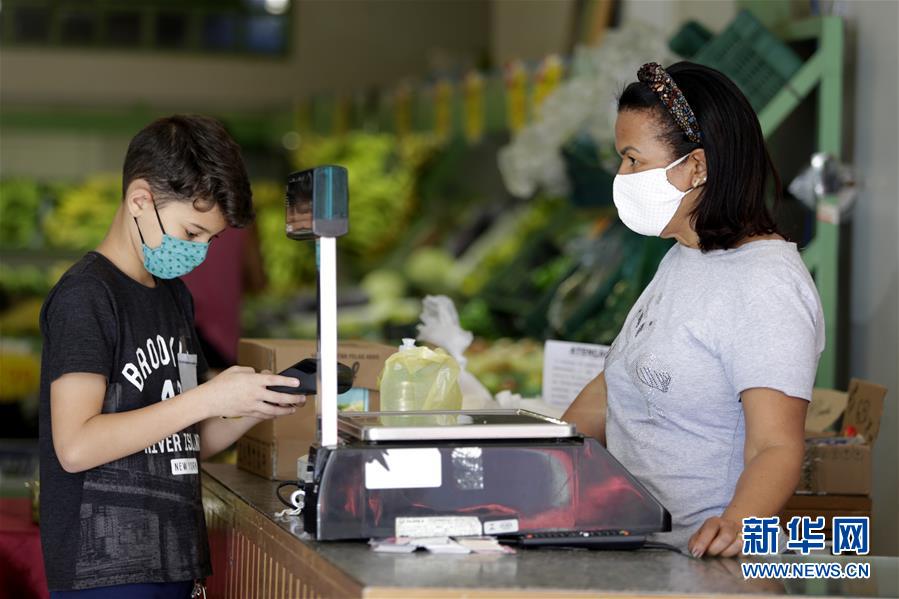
[284,166,671,543]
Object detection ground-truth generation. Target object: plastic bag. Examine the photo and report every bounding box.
[416,295,497,410]
[379,338,462,411]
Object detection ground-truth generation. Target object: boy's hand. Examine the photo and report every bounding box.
[199,366,304,419]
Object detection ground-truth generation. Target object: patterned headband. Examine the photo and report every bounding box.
[637,62,702,144]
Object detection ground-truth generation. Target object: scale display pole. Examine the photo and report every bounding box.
[285,166,349,449]
[318,236,338,447]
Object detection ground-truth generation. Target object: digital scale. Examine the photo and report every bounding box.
[284,166,671,543]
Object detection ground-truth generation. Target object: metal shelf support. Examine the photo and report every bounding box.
[758,16,844,388]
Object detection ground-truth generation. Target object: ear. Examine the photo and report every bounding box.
[125,179,154,218]
[689,149,707,187]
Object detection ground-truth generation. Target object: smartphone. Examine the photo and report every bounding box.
[267,358,355,395]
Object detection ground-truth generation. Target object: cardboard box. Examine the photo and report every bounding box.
[780,494,872,539]
[798,379,887,496]
[236,338,396,480]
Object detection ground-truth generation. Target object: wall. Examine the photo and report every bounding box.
[489,0,577,65]
[842,0,899,557]
[0,0,489,177]
[619,0,737,36]
[0,1,488,111]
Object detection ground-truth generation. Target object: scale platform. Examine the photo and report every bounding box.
[337,409,576,442]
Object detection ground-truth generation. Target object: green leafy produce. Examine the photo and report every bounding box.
[403,247,458,295]
[458,298,501,339]
[0,349,40,403]
[466,338,544,397]
[0,179,42,248]
[293,133,438,272]
[459,196,563,296]
[252,181,317,293]
[0,298,43,336]
[43,176,120,250]
[0,262,72,298]
[361,269,407,303]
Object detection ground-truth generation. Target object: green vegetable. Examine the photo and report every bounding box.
[253,181,318,293]
[361,269,407,303]
[293,133,438,274]
[0,180,43,248]
[466,338,543,397]
[43,176,120,250]
[404,247,458,295]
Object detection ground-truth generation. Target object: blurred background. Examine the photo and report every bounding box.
[0,0,896,555]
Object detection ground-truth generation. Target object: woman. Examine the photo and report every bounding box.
[563,62,824,557]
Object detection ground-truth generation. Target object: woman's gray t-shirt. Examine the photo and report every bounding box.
[604,239,824,550]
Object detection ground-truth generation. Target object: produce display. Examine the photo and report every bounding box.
[465,338,543,398]
[0,179,44,249]
[292,133,440,276]
[0,349,40,404]
[42,176,120,250]
[252,180,318,294]
[0,298,43,337]
[0,177,120,424]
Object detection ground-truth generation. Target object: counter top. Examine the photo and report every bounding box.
[202,463,898,598]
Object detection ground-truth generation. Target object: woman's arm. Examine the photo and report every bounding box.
[688,387,808,557]
[561,372,608,444]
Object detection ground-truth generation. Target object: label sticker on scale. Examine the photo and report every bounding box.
[396,516,482,538]
[484,519,519,535]
[364,448,442,490]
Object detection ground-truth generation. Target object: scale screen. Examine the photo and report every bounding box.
[337,409,576,442]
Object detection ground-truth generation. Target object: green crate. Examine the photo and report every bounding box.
[669,21,714,59]
[692,10,803,111]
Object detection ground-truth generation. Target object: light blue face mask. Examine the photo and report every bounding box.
[134,202,209,279]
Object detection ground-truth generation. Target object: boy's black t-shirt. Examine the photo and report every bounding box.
[39,252,211,591]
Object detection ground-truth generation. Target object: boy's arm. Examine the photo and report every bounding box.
[197,416,263,461]
[51,367,301,473]
[197,399,311,460]
[198,368,308,460]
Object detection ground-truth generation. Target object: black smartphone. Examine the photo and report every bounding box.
[267,358,355,395]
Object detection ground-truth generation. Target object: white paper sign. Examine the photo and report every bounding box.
[542,340,609,409]
[364,448,442,490]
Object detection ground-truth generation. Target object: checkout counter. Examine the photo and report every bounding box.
[201,463,898,598]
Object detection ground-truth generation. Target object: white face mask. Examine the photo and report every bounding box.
[612,153,693,237]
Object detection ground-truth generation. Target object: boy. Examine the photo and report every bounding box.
[39,115,302,597]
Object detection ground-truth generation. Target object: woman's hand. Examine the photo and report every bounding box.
[688,516,742,558]
[197,365,303,419]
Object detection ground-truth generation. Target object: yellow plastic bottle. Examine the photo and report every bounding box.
[379,338,463,412]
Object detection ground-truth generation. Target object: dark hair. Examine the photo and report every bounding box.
[122,114,254,227]
[618,61,782,251]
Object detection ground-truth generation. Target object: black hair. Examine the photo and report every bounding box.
[122,114,254,227]
[617,61,782,251]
